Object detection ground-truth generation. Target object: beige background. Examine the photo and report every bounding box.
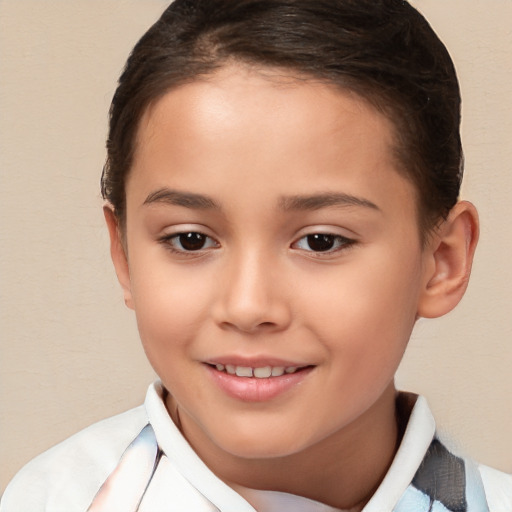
[0,0,511,493]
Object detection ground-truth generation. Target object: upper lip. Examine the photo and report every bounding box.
[204,356,311,368]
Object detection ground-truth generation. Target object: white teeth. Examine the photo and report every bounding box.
[214,363,302,378]
[271,367,285,377]
[235,366,253,377]
[253,366,272,378]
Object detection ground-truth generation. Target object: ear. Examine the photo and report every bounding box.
[417,201,479,319]
[104,205,134,310]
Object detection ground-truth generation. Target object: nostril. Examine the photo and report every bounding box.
[219,320,277,334]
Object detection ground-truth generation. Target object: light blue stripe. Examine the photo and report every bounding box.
[393,486,432,512]
[464,459,489,512]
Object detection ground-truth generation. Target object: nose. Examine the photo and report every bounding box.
[213,248,292,334]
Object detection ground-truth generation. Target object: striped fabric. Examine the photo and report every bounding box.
[85,424,490,512]
[2,383,510,511]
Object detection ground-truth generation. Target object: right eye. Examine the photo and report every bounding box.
[293,233,355,253]
[162,232,219,253]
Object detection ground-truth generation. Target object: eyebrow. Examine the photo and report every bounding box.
[143,188,379,213]
[279,193,380,212]
[143,189,220,210]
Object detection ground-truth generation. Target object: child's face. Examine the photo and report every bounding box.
[115,65,432,459]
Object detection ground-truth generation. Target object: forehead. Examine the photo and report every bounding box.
[128,64,416,222]
[137,65,395,156]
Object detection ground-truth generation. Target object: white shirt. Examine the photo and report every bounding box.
[1,382,511,512]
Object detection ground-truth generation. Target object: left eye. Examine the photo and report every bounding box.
[294,233,353,253]
[165,232,218,252]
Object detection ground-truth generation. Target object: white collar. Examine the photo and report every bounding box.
[362,394,435,511]
[145,382,436,512]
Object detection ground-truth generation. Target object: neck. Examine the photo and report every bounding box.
[172,383,401,510]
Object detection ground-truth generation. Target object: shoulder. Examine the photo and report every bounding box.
[1,405,148,512]
[478,464,512,512]
[388,394,511,512]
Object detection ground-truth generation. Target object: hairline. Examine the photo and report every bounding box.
[113,60,439,246]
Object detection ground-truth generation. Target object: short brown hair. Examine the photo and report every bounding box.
[102,0,462,235]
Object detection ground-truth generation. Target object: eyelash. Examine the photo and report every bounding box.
[159,231,355,257]
[293,233,356,255]
[159,232,219,255]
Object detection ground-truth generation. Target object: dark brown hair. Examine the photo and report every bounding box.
[101,0,462,235]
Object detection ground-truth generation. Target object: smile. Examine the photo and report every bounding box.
[206,362,314,402]
[212,363,301,378]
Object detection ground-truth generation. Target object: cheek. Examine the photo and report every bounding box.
[302,253,421,372]
[128,259,214,354]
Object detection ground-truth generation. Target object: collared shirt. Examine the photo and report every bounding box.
[2,382,511,511]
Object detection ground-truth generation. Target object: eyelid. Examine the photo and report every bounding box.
[293,223,359,238]
[159,224,217,239]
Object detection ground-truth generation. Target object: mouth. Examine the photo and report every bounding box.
[205,361,315,401]
[208,363,307,378]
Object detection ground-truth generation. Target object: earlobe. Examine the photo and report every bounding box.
[417,201,479,319]
[103,206,134,310]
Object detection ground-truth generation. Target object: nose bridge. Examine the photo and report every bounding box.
[215,243,290,332]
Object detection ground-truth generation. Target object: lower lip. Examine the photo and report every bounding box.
[205,365,313,402]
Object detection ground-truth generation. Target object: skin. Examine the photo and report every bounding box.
[106,65,478,510]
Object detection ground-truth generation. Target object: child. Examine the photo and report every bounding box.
[2,0,511,510]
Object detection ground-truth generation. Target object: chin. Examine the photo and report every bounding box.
[209,422,318,460]
[224,440,300,460]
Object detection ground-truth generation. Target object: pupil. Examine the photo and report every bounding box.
[179,232,206,251]
[307,234,335,252]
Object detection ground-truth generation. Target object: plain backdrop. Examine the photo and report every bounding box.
[1,0,511,493]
